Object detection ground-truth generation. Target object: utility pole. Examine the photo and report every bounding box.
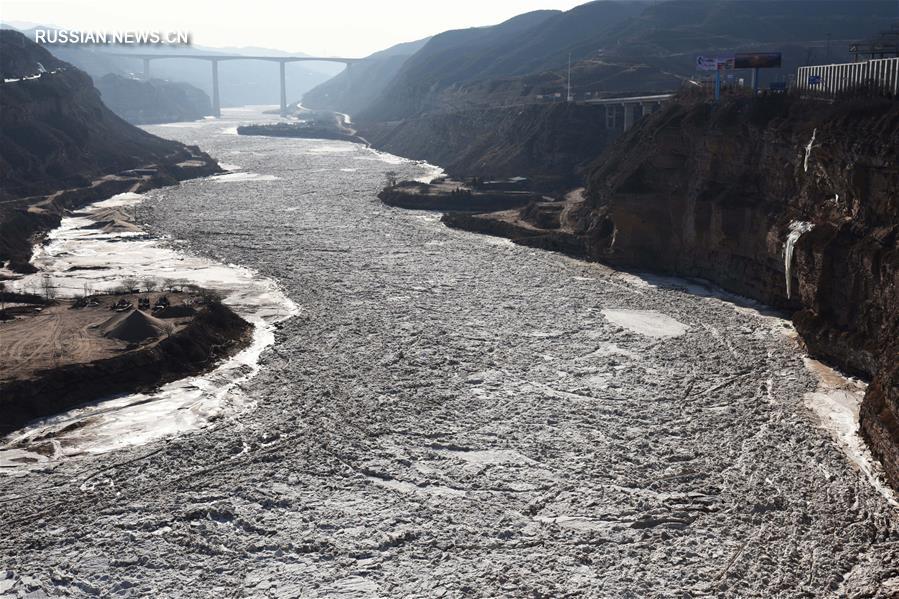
[567,53,572,102]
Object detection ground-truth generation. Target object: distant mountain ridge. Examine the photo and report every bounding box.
[301,37,431,116]
[303,0,898,122]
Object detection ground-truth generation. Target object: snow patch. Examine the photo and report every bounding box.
[436,448,535,465]
[533,515,615,532]
[210,172,280,183]
[803,358,898,508]
[601,309,688,338]
[784,220,814,299]
[2,67,64,83]
[804,128,817,173]
[366,476,465,498]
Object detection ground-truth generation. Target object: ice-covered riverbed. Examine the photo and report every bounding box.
[1,107,897,597]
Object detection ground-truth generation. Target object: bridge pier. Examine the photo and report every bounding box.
[105,53,357,120]
[279,61,287,117]
[211,59,221,118]
[622,103,634,131]
[605,105,616,130]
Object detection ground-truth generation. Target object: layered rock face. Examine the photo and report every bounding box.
[362,103,620,188]
[583,94,899,489]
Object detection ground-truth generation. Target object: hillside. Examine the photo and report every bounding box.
[0,30,220,269]
[306,0,898,123]
[584,0,899,89]
[0,31,189,199]
[358,4,643,120]
[95,74,212,124]
[301,37,430,116]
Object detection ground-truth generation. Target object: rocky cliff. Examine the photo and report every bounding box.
[361,103,622,189]
[95,73,212,124]
[582,93,899,489]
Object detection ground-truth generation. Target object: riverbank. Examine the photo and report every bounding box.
[0,163,298,460]
[0,149,222,273]
[0,291,252,435]
[441,188,591,257]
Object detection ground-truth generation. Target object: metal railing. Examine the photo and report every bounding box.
[796,57,899,97]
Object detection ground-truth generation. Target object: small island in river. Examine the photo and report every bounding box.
[238,110,368,145]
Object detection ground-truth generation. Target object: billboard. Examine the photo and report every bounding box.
[696,55,735,71]
[734,52,782,69]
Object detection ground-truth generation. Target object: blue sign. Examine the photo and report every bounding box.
[808,75,822,86]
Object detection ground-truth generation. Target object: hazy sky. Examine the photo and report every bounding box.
[2,0,590,57]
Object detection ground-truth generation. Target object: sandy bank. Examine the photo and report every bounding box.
[0,292,251,434]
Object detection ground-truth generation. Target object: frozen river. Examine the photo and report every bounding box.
[1,107,897,597]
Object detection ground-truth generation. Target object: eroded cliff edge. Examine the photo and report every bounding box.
[361,102,620,189]
[580,94,898,488]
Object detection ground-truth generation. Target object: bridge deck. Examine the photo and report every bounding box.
[581,93,674,105]
[108,53,358,63]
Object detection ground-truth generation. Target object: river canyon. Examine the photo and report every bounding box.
[1,107,898,597]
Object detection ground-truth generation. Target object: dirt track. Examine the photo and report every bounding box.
[1,116,897,597]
